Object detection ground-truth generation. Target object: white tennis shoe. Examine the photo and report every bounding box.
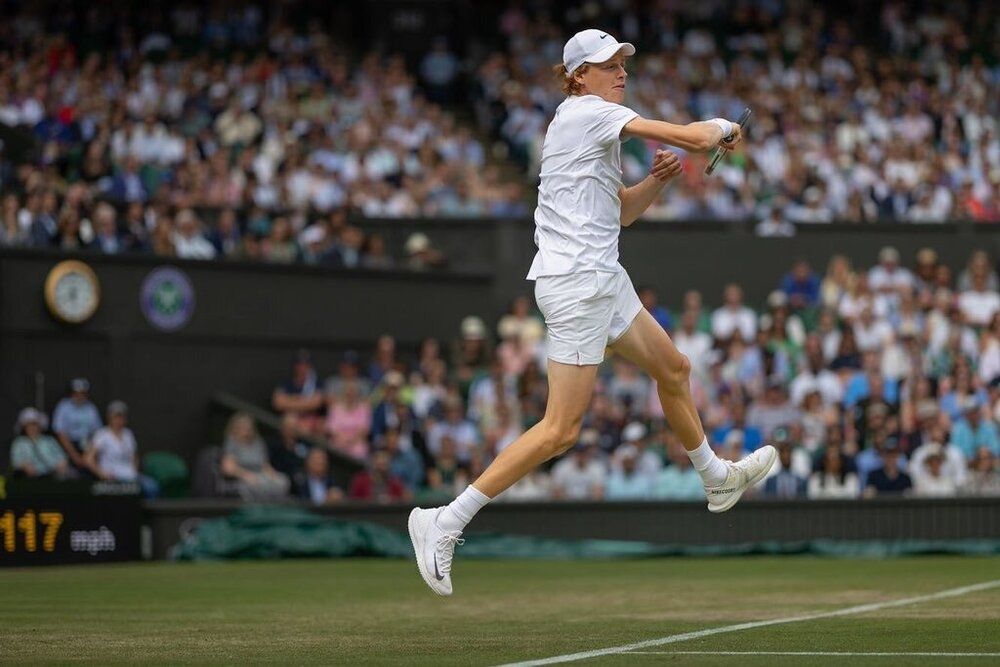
[408,507,464,596]
[705,445,778,513]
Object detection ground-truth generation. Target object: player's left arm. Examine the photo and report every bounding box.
[619,149,683,227]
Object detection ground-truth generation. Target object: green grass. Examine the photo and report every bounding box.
[1,557,998,665]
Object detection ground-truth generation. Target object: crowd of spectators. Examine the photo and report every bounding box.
[0,3,528,267]
[0,1,997,273]
[12,246,1000,503]
[476,0,998,224]
[214,246,1000,504]
[8,378,159,497]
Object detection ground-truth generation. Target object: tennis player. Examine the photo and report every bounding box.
[409,29,777,596]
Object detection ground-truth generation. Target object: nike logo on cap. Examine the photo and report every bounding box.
[434,554,444,580]
[599,34,608,39]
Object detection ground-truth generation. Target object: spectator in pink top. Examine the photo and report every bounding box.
[326,380,372,460]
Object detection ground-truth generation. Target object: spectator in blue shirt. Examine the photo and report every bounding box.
[52,378,102,477]
[950,399,1000,460]
[779,259,821,310]
[637,286,673,333]
[383,426,424,492]
[605,445,655,500]
[711,400,763,452]
[762,442,808,498]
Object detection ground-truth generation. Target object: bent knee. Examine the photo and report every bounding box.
[655,353,692,394]
[541,420,582,457]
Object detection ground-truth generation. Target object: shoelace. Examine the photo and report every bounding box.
[435,531,465,575]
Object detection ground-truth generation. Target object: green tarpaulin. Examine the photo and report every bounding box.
[170,506,1000,561]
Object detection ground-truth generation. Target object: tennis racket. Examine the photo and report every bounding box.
[705,106,752,175]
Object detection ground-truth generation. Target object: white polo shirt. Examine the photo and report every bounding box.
[527,95,638,280]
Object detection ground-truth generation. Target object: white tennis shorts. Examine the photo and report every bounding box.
[534,264,643,366]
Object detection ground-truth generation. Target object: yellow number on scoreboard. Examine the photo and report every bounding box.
[39,512,64,552]
[0,511,13,552]
[17,510,37,552]
[0,510,64,553]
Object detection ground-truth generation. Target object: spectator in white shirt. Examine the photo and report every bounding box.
[853,305,894,352]
[910,444,959,497]
[550,435,606,501]
[172,208,217,260]
[958,271,1000,328]
[807,445,860,499]
[790,337,844,407]
[867,246,916,304]
[711,283,757,343]
[673,309,714,378]
[85,401,159,497]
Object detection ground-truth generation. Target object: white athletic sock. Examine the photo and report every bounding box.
[436,485,491,533]
[686,438,729,487]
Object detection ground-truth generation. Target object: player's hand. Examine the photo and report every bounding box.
[718,123,742,149]
[650,149,683,182]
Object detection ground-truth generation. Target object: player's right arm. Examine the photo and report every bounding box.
[622,117,741,153]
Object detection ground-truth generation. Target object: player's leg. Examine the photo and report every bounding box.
[609,305,776,512]
[470,359,599,496]
[408,359,598,596]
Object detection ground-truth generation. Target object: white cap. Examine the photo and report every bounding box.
[563,29,636,75]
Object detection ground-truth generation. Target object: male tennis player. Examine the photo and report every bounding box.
[409,29,777,595]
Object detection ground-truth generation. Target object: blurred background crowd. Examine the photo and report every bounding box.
[14,247,1000,503]
[0,0,997,271]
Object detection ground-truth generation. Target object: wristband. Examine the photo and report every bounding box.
[709,118,733,138]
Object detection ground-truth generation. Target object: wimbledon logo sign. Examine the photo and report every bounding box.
[140,266,195,331]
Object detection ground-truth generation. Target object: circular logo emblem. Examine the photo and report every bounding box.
[140,266,195,331]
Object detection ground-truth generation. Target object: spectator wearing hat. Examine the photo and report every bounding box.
[272,349,325,435]
[550,433,606,501]
[52,378,102,476]
[950,398,1000,461]
[654,436,705,500]
[910,423,968,487]
[9,408,68,479]
[495,317,533,379]
[864,438,912,497]
[404,232,446,271]
[86,401,159,497]
[605,444,655,500]
[453,315,492,399]
[964,447,1000,497]
[615,422,662,478]
[495,295,546,356]
[909,444,958,497]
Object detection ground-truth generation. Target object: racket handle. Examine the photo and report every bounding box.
[705,107,752,175]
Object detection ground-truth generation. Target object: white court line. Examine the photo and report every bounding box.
[496,579,1000,667]
[630,651,1000,658]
